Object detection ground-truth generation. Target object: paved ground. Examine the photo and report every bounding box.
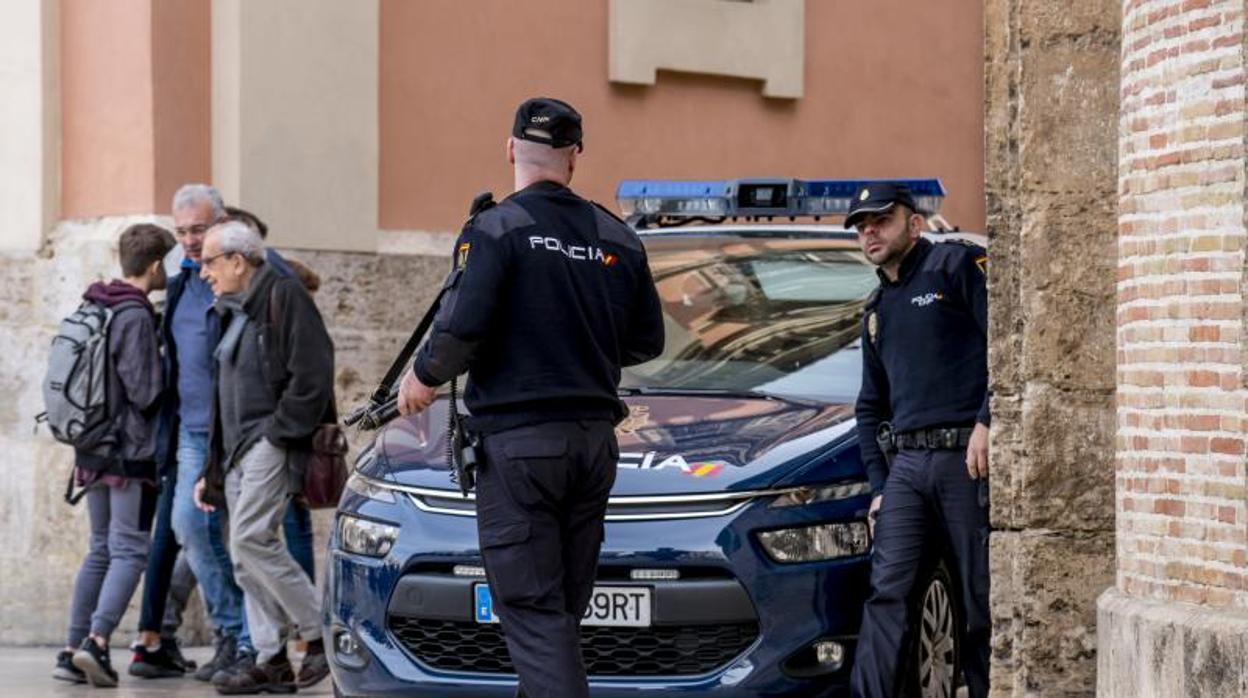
[0,646,333,697]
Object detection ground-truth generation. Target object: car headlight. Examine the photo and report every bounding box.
[338,515,399,557]
[756,522,870,563]
[770,481,872,508]
[344,471,396,503]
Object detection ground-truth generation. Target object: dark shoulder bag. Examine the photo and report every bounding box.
[269,282,349,509]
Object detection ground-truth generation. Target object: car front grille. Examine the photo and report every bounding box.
[388,616,759,676]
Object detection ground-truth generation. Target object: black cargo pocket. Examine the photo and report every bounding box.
[499,435,568,508]
[478,521,537,605]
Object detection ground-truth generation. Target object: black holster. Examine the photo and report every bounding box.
[876,421,897,468]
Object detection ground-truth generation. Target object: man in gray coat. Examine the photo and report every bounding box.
[193,220,334,694]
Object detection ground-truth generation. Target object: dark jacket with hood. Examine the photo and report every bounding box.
[75,280,164,482]
[200,263,336,499]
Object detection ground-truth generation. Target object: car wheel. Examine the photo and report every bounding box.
[910,561,960,698]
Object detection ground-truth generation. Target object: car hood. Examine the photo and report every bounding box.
[359,395,858,496]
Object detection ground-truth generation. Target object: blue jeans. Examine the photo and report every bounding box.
[170,426,250,648]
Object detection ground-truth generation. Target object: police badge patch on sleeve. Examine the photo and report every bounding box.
[867,311,879,345]
[456,242,471,270]
[975,255,988,275]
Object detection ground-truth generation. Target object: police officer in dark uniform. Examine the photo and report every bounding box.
[396,97,665,698]
[846,183,991,698]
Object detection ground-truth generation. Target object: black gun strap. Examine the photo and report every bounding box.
[369,284,451,406]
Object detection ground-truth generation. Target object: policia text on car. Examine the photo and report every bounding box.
[848,182,992,698]
[396,97,665,698]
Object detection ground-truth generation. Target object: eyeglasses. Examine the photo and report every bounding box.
[201,251,237,267]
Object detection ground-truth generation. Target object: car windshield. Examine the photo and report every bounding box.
[622,233,877,404]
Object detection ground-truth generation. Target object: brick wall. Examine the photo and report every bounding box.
[1117,0,1248,609]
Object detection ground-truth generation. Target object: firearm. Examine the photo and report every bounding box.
[343,389,400,431]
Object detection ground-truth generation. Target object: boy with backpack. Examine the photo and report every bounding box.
[48,223,176,687]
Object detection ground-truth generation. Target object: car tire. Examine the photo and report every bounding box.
[903,559,961,698]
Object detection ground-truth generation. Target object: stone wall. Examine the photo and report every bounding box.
[1099,1,1248,695]
[0,216,447,645]
[983,0,1121,694]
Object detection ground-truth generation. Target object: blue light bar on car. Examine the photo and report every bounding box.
[616,177,946,223]
[800,179,946,218]
[615,180,734,219]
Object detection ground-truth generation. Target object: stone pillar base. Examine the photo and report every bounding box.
[1098,588,1248,697]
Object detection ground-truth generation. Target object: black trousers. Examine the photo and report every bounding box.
[851,448,991,698]
[476,420,618,698]
[138,473,182,633]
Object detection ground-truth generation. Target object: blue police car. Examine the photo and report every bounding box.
[325,179,965,697]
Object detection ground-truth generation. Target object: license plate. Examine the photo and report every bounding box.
[474,584,652,627]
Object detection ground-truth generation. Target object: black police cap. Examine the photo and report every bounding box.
[512,97,584,152]
[844,182,921,228]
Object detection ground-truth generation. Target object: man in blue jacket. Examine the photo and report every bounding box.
[133,187,317,682]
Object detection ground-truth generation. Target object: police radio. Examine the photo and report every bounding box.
[446,378,480,497]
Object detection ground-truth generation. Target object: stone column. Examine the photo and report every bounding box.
[213,0,379,252]
[0,0,214,644]
[0,0,58,252]
[983,1,1121,693]
[1098,1,1248,695]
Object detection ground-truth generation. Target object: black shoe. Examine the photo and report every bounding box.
[213,652,296,695]
[297,639,330,688]
[53,650,86,684]
[72,638,119,688]
[128,640,188,679]
[195,630,238,682]
[211,647,256,685]
[164,635,198,671]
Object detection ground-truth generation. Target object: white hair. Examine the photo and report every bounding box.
[172,183,226,219]
[209,221,265,263]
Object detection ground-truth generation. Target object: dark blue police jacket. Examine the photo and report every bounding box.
[413,180,665,434]
[855,237,989,495]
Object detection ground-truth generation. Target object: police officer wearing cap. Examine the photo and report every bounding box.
[397,97,665,698]
[846,183,991,698]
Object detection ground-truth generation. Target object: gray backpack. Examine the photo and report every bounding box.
[38,300,142,452]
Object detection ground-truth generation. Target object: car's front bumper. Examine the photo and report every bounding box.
[325,483,871,697]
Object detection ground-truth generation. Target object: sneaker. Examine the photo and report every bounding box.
[72,637,119,688]
[211,647,256,685]
[128,641,188,679]
[53,650,86,684]
[195,630,238,682]
[296,639,329,688]
[213,651,296,695]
